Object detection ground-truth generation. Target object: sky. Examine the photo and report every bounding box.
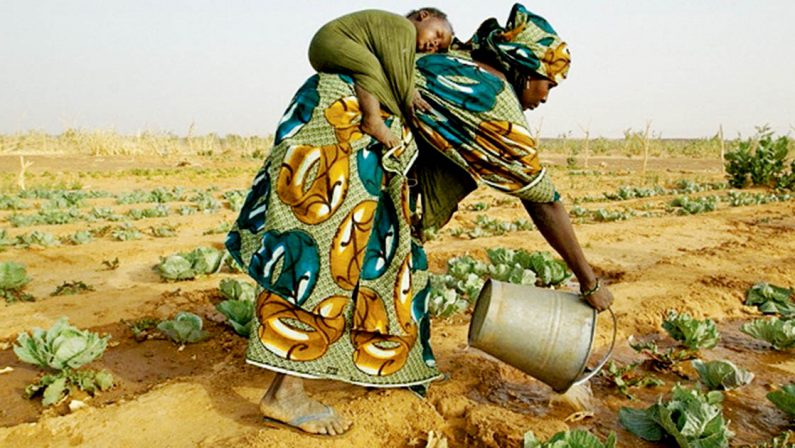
[1,0,794,139]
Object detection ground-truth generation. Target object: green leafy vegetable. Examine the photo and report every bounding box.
[600,360,664,399]
[523,429,617,448]
[1,261,34,303]
[157,311,209,344]
[150,224,178,238]
[619,385,733,447]
[766,384,795,416]
[486,248,571,287]
[25,369,114,406]
[156,247,225,281]
[740,318,795,350]
[14,230,61,248]
[102,258,120,270]
[629,337,696,371]
[51,280,94,296]
[111,224,142,241]
[13,317,110,370]
[219,278,256,302]
[125,317,160,342]
[65,230,93,245]
[662,310,720,350]
[216,299,254,337]
[427,249,571,318]
[692,359,754,391]
[745,282,795,317]
[747,431,795,448]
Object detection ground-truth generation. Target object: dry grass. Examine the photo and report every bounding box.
[0,128,743,161]
[0,130,274,157]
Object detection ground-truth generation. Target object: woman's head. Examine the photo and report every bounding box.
[407,7,454,53]
[469,3,570,108]
[516,72,556,110]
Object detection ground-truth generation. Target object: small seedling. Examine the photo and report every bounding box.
[51,281,94,296]
[125,317,161,342]
[600,360,664,399]
[102,258,120,270]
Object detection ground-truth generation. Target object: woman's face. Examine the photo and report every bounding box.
[519,76,556,110]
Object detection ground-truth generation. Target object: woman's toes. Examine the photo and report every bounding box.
[326,423,338,436]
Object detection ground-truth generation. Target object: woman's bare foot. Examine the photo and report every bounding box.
[259,374,352,436]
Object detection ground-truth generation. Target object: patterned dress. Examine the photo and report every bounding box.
[226,49,557,387]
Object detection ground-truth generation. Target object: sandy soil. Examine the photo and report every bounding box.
[0,154,793,447]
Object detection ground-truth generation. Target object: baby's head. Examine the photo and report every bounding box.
[407,7,453,53]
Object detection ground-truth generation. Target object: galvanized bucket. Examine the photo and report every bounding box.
[468,279,617,393]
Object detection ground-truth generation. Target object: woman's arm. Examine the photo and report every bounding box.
[521,199,614,311]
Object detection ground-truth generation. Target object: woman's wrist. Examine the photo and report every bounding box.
[579,277,600,297]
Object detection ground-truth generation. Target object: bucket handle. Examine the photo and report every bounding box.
[570,307,617,389]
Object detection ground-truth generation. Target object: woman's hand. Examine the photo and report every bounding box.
[581,280,614,312]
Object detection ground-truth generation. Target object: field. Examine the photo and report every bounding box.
[0,136,793,448]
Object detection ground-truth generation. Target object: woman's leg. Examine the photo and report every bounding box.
[259,373,352,435]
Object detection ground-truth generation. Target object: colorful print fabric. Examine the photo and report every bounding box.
[228,46,559,387]
[470,3,571,85]
[227,73,441,387]
[413,50,558,203]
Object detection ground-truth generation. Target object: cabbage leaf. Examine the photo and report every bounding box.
[662,310,720,350]
[692,359,754,391]
[216,299,254,337]
[619,385,733,447]
[524,429,617,448]
[745,282,795,317]
[767,384,795,416]
[740,318,795,350]
[157,311,209,344]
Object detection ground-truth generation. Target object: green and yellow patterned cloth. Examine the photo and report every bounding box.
[469,3,571,84]
[227,4,564,388]
[228,73,437,387]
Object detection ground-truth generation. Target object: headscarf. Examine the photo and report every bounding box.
[468,3,570,85]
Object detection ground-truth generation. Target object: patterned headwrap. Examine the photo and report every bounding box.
[469,3,570,85]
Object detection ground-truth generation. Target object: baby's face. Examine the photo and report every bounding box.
[414,17,453,53]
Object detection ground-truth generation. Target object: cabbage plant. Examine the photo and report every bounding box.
[25,369,114,406]
[1,261,33,303]
[619,385,733,447]
[767,383,795,416]
[156,247,225,281]
[600,360,663,399]
[745,282,795,317]
[692,359,754,391]
[216,299,254,337]
[14,317,109,370]
[628,337,696,371]
[157,311,209,344]
[219,278,256,302]
[524,429,616,448]
[662,310,720,350]
[740,318,795,350]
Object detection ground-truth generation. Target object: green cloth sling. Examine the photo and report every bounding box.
[309,10,416,118]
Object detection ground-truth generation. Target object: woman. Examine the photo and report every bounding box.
[226,3,613,436]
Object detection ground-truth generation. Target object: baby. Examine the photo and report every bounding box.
[309,8,454,149]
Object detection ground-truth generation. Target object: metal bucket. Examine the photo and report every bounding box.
[468,279,617,393]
